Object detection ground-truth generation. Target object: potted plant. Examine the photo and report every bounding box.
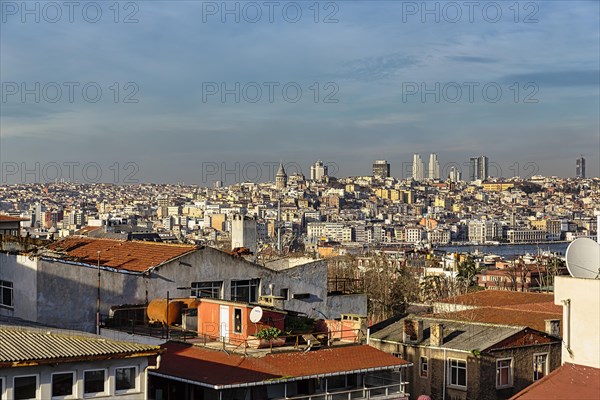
[247,327,285,349]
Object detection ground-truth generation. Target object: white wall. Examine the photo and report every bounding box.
[0,253,38,321]
[554,276,600,368]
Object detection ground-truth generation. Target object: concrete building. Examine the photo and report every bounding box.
[0,237,366,332]
[412,154,424,181]
[428,153,440,180]
[468,220,500,243]
[231,214,257,253]
[372,160,390,179]
[0,325,159,400]
[310,161,328,181]
[576,156,586,178]
[469,156,489,181]
[448,166,462,183]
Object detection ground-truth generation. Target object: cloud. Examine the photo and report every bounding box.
[500,71,600,87]
[340,53,419,81]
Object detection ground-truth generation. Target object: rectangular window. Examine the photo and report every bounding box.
[14,375,37,400]
[84,370,106,396]
[233,308,243,334]
[115,367,137,393]
[231,279,259,303]
[420,357,428,378]
[191,281,222,299]
[533,353,548,381]
[496,358,513,388]
[0,280,13,308]
[448,359,467,388]
[51,372,75,398]
[280,288,289,300]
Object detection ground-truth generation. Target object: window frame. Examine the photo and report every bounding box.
[230,279,259,303]
[114,366,139,395]
[83,369,108,398]
[0,280,14,309]
[496,358,513,389]
[190,281,222,299]
[279,288,289,300]
[50,371,76,400]
[533,353,549,382]
[13,374,39,400]
[448,358,467,389]
[419,356,428,378]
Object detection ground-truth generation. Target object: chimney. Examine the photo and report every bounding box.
[545,319,561,338]
[402,319,423,343]
[430,323,444,347]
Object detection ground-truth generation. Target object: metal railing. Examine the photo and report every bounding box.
[284,383,409,400]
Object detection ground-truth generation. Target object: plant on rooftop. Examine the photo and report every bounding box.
[256,326,282,341]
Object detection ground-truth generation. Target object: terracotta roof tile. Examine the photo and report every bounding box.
[509,363,600,400]
[46,237,197,272]
[440,291,555,307]
[153,342,409,388]
[0,215,28,222]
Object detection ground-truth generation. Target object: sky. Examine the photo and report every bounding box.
[1,0,599,185]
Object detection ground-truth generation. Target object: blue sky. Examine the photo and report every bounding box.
[1,0,599,184]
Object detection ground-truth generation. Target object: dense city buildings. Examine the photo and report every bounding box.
[372,160,391,179]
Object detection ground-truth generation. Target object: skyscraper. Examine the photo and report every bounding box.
[576,156,586,178]
[372,160,390,179]
[449,166,462,182]
[310,161,328,181]
[428,153,440,180]
[412,154,424,181]
[469,156,489,181]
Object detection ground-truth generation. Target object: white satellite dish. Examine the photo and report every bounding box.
[565,238,600,279]
[249,306,264,323]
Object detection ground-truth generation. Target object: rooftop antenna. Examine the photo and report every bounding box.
[565,237,600,279]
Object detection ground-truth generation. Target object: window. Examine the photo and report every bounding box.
[14,375,37,400]
[115,367,137,393]
[51,372,75,398]
[1,377,4,400]
[231,279,259,303]
[279,288,289,300]
[533,353,548,381]
[233,308,243,333]
[496,358,513,388]
[448,359,467,388]
[0,280,13,308]
[191,281,222,299]
[83,370,106,396]
[420,357,428,378]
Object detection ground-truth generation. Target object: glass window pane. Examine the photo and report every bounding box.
[52,373,74,396]
[84,370,105,394]
[14,376,36,400]
[116,367,136,391]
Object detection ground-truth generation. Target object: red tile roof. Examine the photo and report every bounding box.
[509,363,600,400]
[46,237,197,272]
[153,342,410,388]
[440,290,555,307]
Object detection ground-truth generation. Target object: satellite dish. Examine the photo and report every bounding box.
[249,306,264,323]
[565,238,600,279]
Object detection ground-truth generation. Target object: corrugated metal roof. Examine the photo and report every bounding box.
[0,327,159,365]
[371,316,524,351]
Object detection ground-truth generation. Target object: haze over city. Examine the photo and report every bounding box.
[1,1,599,183]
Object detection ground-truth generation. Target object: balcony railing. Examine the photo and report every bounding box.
[284,383,409,400]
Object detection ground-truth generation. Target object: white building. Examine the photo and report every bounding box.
[412,154,424,181]
[231,214,257,252]
[310,161,328,181]
[428,153,440,180]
